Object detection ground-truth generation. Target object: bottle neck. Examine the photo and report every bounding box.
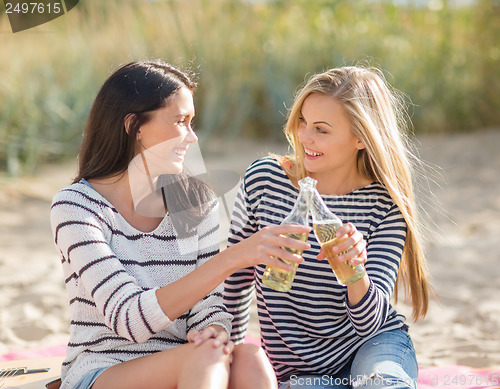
[311,190,342,225]
[282,187,314,225]
[294,189,313,216]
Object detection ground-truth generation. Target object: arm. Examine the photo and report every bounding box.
[317,204,406,337]
[223,176,260,344]
[157,218,309,327]
[185,202,232,336]
[345,204,406,337]
[51,189,171,343]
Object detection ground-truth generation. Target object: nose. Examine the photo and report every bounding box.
[298,122,312,145]
[185,126,198,144]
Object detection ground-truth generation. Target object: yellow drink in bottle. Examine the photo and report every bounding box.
[262,232,309,292]
[313,221,365,286]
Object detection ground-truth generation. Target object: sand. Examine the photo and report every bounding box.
[1,131,499,368]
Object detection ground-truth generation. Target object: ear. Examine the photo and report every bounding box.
[355,138,366,150]
[124,113,141,139]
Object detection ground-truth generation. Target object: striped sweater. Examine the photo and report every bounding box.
[50,181,232,389]
[223,157,408,381]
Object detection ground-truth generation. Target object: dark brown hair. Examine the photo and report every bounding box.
[74,60,196,182]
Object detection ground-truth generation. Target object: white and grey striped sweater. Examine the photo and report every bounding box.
[223,158,408,381]
[50,181,232,389]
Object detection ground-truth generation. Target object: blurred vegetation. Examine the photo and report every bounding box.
[0,0,499,175]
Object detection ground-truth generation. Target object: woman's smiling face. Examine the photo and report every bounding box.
[297,92,365,178]
[137,87,197,175]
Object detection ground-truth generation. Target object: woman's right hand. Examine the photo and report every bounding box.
[224,225,311,271]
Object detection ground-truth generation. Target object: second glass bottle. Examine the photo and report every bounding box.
[311,190,366,286]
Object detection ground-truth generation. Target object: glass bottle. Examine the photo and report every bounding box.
[311,189,366,286]
[262,176,317,292]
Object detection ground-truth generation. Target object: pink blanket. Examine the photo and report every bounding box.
[0,344,67,362]
[1,344,499,388]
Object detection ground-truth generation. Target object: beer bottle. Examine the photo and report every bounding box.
[262,176,316,292]
[311,189,366,286]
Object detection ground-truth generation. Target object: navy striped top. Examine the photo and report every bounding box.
[50,182,232,388]
[223,157,407,381]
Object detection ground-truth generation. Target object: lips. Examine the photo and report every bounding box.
[173,148,187,156]
[172,147,188,161]
[304,147,323,158]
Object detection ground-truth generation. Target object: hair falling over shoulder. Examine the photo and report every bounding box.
[278,66,435,321]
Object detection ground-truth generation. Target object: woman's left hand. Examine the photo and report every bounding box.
[187,325,233,354]
[317,222,367,266]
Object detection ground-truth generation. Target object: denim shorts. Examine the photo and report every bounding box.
[278,328,418,389]
[73,367,108,389]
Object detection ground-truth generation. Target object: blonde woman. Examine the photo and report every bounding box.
[224,66,432,389]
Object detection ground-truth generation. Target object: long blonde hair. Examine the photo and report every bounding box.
[280,66,432,321]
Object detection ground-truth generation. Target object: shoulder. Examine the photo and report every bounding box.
[243,157,291,189]
[245,156,282,175]
[198,198,220,229]
[365,182,400,215]
[356,182,395,206]
[50,182,116,223]
[333,182,403,226]
[53,182,113,208]
[356,182,406,231]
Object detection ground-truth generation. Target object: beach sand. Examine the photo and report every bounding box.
[1,131,499,368]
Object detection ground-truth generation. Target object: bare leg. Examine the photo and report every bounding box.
[92,339,230,389]
[229,344,277,389]
[178,340,230,389]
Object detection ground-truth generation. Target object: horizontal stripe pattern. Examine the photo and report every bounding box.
[50,182,232,388]
[223,157,407,381]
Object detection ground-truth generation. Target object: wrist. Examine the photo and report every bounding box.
[206,324,225,334]
[346,274,370,306]
[214,246,242,277]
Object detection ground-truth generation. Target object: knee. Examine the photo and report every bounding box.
[230,344,276,383]
[232,344,269,368]
[186,339,231,369]
[176,340,231,387]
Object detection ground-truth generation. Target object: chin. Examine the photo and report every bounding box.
[303,161,319,173]
[160,163,183,176]
[171,166,183,175]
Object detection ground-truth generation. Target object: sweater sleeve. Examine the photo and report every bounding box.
[187,200,233,336]
[346,203,407,337]
[223,172,258,344]
[50,189,172,343]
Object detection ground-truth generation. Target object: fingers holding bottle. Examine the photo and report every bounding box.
[265,225,311,269]
[228,224,311,270]
[328,223,367,266]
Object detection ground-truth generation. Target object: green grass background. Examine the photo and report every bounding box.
[0,0,499,175]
